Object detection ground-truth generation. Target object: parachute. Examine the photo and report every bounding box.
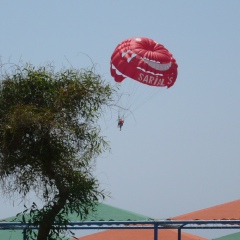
[110,37,178,120]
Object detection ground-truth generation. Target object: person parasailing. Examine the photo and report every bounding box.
[117,117,124,131]
[110,37,178,131]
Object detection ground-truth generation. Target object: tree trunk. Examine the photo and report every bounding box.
[37,184,70,240]
[37,150,70,240]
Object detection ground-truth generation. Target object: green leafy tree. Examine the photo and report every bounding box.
[0,64,115,240]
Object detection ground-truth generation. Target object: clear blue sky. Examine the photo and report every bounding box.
[1,1,240,238]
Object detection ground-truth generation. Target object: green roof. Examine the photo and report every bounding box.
[0,230,23,240]
[0,203,151,239]
[68,202,151,221]
[212,232,240,240]
[0,230,68,240]
[3,202,151,222]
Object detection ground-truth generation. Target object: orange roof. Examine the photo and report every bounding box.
[172,199,240,220]
[77,229,207,240]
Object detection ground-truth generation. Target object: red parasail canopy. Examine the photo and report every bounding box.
[110,37,178,88]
